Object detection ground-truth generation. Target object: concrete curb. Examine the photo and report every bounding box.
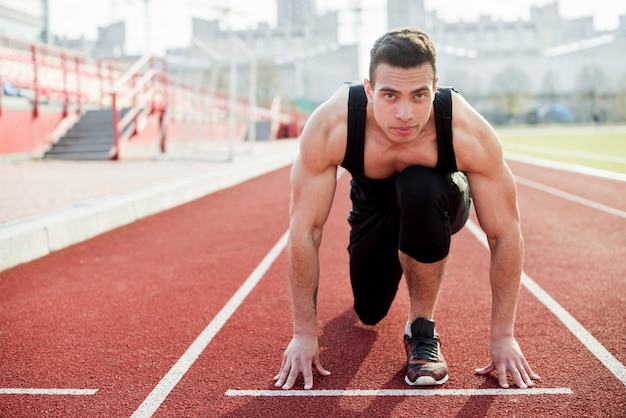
[0,143,299,272]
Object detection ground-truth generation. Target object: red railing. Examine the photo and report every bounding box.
[0,33,128,118]
[107,55,168,159]
[0,33,307,158]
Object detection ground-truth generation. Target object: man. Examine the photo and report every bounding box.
[274,28,540,390]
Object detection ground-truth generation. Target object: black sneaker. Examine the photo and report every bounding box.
[404,318,449,386]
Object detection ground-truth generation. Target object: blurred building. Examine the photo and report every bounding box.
[386,0,619,53]
[54,21,126,58]
[277,0,315,28]
[387,0,425,30]
[387,0,626,123]
[3,0,625,121]
[183,0,357,107]
[0,0,48,42]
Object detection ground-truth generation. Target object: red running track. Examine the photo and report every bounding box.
[0,161,625,417]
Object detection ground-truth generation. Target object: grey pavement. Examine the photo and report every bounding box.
[0,139,300,272]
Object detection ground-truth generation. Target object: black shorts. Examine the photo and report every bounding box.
[346,166,472,325]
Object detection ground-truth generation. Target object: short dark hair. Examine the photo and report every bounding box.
[369,27,437,85]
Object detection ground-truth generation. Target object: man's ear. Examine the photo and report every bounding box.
[432,76,439,96]
[364,78,374,100]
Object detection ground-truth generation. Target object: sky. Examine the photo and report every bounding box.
[47,0,626,57]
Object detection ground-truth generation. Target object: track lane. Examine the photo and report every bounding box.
[1,160,625,417]
[0,167,293,417]
[508,161,626,371]
[154,167,625,416]
[507,160,626,210]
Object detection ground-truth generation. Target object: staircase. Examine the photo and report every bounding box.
[44,109,128,160]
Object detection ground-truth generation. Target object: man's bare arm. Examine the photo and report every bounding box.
[455,95,540,388]
[286,151,337,334]
[275,91,347,389]
[469,157,540,388]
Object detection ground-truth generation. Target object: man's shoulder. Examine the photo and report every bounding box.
[449,88,488,133]
[298,84,351,166]
[321,83,352,113]
[450,94,503,173]
[305,84,350,135]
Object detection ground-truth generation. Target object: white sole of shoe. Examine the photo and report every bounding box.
[405,373,449,386]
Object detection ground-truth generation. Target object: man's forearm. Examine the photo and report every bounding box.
[287,233,322,336]
[488,233,524,338]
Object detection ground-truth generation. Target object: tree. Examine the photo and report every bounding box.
[540,70,561,103]
[489,65,533,123]
[618,73,626,122]
[251,58,284,107]
[574,65,607,122]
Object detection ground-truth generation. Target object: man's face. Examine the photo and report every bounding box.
[365,63,438,144]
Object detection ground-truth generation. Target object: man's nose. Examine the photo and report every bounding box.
[395,103,414,121]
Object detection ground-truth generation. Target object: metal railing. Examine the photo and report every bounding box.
[0,33,127,118]
[0,33,306,159]
[107,55,168,159]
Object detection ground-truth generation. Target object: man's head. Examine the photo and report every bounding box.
[369,28,437,87]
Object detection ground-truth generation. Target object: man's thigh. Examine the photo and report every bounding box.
[347,205,403,325]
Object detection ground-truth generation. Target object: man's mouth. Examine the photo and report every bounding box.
[393,126,415,135]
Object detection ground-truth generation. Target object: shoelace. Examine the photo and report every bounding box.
[407,336,439,362]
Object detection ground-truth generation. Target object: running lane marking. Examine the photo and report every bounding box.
[505,152,626,182]
[131,169,346,416]
[515,175,626,218]
[0,388,98,395]
[225,388,573,397]
[131,230,289,418]
[505,143,626,164]
[465,220,626,387]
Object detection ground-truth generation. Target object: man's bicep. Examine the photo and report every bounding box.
[290,154,338,233]
[469,162,520,240]
[289,91,345,234]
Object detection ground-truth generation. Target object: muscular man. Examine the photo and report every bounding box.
[274,28,540,390]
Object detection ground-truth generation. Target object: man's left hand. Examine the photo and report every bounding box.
[475,336,541,388]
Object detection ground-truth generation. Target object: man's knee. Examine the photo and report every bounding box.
[396,166,447,212]
[351,273,400,326]
[354,302,389,326]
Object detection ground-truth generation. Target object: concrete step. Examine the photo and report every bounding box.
[42,151,111,160]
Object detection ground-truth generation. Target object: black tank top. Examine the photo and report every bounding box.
[340,84,458,208]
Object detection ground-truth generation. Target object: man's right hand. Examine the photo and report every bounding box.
[274,334,331,390]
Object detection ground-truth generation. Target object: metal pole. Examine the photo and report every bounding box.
[61,53,68,117]
[112,93,120,159]
[42,0,50,43]
[228,39,236,162]
[248,55,257,154]
[230,36,257,153]
[144,0,151,54]
[31,45,39,118]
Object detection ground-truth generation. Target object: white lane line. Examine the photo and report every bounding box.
[225,388,573,397]
[515,175,626,219]
[131,230,289,418]
[465,220,626,387]
[505,152,626,182]
[505,143,626,164]
[0,388,98,395]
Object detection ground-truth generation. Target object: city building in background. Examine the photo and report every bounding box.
[1,0,626,122]
[0,0,49,42]
[55,21,126,58]
[182,0,355,108]
[388,0,626,123]
[387,0,425,30]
